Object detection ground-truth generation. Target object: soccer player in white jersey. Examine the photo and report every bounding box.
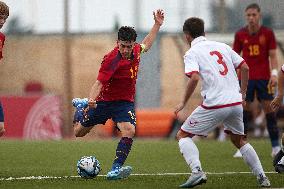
[174,17,270,188]
[270,65,284,173]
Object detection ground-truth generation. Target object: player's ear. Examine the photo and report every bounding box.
[184,33,191,44]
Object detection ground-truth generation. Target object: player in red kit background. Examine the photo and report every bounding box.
[0,1,9,137]
[72,9,164,180]
[233,3,280,158]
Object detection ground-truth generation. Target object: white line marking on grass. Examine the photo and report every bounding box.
[0,172,278,181]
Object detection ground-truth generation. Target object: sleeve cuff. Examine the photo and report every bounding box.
[185,71,199,78]
[236,60,246,69]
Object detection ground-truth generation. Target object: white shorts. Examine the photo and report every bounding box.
[181,105,244,136]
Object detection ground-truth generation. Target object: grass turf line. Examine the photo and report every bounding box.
[0,139,283,189]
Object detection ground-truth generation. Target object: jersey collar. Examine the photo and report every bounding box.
[191,36,207,47]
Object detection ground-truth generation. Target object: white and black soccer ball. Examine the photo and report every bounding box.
[77,156,101,178]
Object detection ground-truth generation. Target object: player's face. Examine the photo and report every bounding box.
[0,15,7,29]
[245,8,261,27]
[117,40,135,59]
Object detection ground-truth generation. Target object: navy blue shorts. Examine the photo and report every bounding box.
[0,101,4,122]
[73,101,136,128]
[245,80,274,102]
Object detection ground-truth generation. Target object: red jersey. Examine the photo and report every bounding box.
[96,43,143,102]
[0,32,5,60]
[233,26,277,80]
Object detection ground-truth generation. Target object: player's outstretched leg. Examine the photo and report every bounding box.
[178,135,207,188]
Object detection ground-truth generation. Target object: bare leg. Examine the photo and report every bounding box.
[73,122,94,137]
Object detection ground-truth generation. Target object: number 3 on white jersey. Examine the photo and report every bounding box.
[210,51,228,76]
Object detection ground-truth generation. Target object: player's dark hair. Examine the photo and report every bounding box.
[183,17,205,39]
[245,3,261,12]
[118,26,137,42]
[0,1,9,18]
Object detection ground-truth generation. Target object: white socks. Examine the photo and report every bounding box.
[178,138,266,177]
[240,143,265,177]
[179,137,202,173]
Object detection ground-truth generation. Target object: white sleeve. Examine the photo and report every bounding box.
[281,65,284,72]
[229,46,244,68]
[184,52,199,77]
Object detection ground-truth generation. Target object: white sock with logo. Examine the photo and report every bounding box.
[179,137,202,173]
[240,143,265,177]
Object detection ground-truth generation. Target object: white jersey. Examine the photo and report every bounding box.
[184,36,245,108]
[281,64,284,72]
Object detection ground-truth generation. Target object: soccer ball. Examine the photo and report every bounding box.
[77,156,101,179]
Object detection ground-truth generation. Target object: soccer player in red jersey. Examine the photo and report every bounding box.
[233,3,280,157]
[0,1,9,137]
[72,9,164,180]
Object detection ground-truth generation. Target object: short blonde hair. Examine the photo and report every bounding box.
[0,1,9,18]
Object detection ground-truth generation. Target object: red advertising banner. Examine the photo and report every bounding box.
[0,95,62,140]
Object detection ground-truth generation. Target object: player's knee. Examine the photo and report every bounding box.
[73,127,82,137]
[176,131,182,140]
[127,126,136,137]
[176,130,190,140]
[73,123,87,137]
[74,130,84,137]
[74,129,89,137]
[121,125,135,138]
[230,135,246,149]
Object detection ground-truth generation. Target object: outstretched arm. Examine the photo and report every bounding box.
[174,73,200,115]
[141,9,164,52]
[88,80,103,107]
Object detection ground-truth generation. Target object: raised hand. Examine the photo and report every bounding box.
[153,9,164,26]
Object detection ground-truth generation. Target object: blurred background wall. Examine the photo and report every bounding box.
[0,0,284,138]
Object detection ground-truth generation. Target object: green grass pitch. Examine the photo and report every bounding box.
[0,139,283,189]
